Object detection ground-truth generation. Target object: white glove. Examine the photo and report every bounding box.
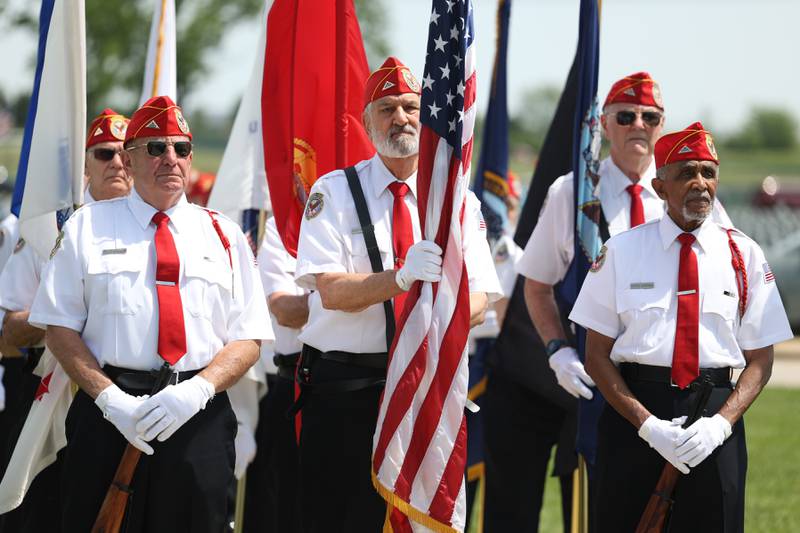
[638,415,690,474]
[548,347,595,400]
[395,240,442,291]
[134,375,215,442]
[234,422,257,480]
[95,384,153,455]
[675,414,732,468]
[0,366,5,412]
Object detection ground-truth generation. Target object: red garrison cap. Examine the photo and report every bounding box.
[604,71,664,110]
[655,122,719,169]
[363,57,421,107]
[86,108,128,149]
[125,95,191,144]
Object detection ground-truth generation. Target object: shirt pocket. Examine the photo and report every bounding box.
[616,286,672,351]
[702,286,740,351]
[87,248,144,316]
[183,254,232,321]
[345,229,392,274]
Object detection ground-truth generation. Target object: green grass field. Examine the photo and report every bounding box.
[533,387,800,532]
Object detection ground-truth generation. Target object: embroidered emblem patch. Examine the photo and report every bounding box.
[50,231,64,259]
[13,238,25,254]
[305,192,324,220]
[175,109,190,134]
[590,244,607,272]
[110,118,128,140]
[382,81,396,92]
[402,69,421,93]
[706,134,717,159]
[145,119,159,130]
[652,82,663,108]
[678,145,693,154]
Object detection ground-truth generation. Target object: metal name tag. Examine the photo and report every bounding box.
[101,248,127,255]
[630,282,654,290]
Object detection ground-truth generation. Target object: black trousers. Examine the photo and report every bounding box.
[243,373,300,533]
[594,380,746,533]
[483,370,576,533]
[298,358,386,533]
[61,388,237,533]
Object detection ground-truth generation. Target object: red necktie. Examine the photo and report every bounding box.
[672,233,699,389]
[388,181,414,323]
[626,183,645,228]
[152,212,187,365]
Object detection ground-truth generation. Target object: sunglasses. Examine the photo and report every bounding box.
[128,140,193,158]
[90,148,123,161]
[609,110,663,127]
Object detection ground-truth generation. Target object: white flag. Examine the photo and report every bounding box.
[207,1,273,220]
[0,350,71,513]
[139,0,177,104]
[12,0,86,260]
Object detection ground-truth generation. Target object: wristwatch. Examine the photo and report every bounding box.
[545,338,570,357]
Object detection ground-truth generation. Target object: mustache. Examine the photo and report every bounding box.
[685,191,712,202]
[388,124,418,137]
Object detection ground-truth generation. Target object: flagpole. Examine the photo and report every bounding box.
[150,0,169,98]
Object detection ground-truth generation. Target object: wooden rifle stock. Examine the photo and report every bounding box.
[91,363,173,533]
[635,376,714,533]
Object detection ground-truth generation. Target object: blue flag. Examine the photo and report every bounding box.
[570,0,604,466]
[472,0,511,244]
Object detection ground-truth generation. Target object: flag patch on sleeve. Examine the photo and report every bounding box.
[763,262,775,283]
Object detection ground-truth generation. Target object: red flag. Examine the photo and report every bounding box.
[262,0,374,256]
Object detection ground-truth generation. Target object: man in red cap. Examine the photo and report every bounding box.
[29,95,272,532]
[83,108,134,201]
[294,57,501,532]
[0,108,133,532]
[569,122,792,532]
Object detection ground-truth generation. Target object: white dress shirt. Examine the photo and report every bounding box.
[295,154,503,354]
[569,214,793,369]
[30,188,273,371]
[0,214,20,276]
[516,156,732,285]
[258,216,305,357]
[469,234,522,341]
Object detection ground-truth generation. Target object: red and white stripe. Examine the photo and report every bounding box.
[371,13,477,533]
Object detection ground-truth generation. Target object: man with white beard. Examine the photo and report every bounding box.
[293,57,501,533]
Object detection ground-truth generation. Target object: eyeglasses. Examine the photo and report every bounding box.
[90,148,123,161]
[608,110,663,127]
[127,140,193,158]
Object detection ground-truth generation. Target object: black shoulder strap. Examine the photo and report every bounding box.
[344,166,395,352]
[598,207,611,243]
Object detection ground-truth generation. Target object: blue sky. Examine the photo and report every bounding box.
[1,0,798,134]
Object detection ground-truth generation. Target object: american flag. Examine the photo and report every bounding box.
[371,0,476,531]
[764,262,775,283]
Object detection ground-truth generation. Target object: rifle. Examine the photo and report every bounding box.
[91,362,173,533]
[635,376,714,533]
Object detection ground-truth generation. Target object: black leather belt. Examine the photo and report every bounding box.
[104,364,204,391]
[273,352,300,381]
[22,346,46,374]
[619,362,732,388]
[320,351,388,370]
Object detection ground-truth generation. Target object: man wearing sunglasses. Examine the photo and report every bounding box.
[29,95,271,532]
[492,73,733,532]
[0,108,132,532]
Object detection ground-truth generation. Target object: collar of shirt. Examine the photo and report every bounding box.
[598,157,658,199]
[368,153,419,201]
[127,186,190,233]
[658,212,718,253]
